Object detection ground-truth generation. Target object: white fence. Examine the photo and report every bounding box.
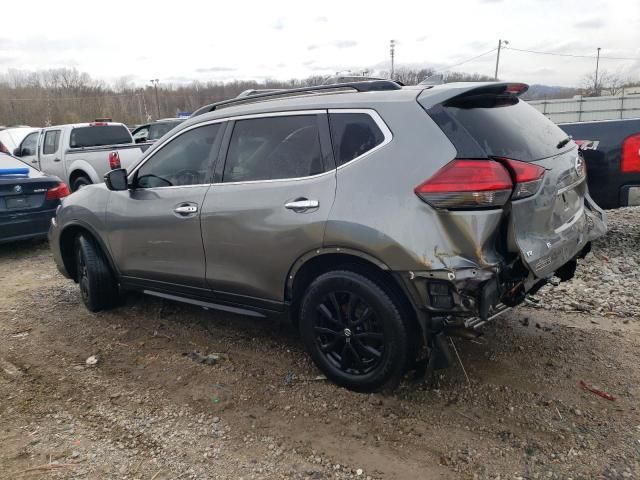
[528,94,640,123]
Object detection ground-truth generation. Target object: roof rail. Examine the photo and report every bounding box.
[191,80,402,117]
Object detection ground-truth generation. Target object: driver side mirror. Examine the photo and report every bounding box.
[104,168,129,191]
[13,147,21,157]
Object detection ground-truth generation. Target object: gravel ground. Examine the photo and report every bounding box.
[1,208,640,479]
[537,207,640,319]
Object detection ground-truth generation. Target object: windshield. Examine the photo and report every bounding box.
[0,152,36,172]
[148,121,183,140]
[70,125,132,148]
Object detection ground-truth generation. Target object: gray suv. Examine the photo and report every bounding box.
[49,80,606,392]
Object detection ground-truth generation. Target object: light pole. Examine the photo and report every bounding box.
[594,47,601,96]
[150,79,160,119]
[390,39,396,79]
[494,39,509,80]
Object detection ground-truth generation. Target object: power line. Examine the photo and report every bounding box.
[441,48,498,71]
[505,46,640,61]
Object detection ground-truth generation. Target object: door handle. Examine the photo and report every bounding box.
[174,205,198,214]
[53,158,61,162]
[284,198,319,211]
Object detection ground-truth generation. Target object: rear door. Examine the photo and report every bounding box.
[106,122,223,290]
[200,112,336,308]
[425,90,606,278]
[39,129,64,180]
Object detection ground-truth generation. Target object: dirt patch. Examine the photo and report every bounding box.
[1,239,639,479]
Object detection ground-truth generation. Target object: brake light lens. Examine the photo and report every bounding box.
[497,157,546,199]
[90,122,108,126]
[621,133,640,173]
[504,83,528,95]
[109,151,121,170]
[415,159,513,209]
[45,182,70,201]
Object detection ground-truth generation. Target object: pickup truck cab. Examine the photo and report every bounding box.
[14,122,144,191]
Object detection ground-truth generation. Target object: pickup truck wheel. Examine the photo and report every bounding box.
[299,270,408,392]
[71,175,91,192]
[75,234,119,312]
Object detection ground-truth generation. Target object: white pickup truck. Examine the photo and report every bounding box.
[13,122,144,191]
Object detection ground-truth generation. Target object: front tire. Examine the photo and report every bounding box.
[299,270,408,392]
[75,235,119,312]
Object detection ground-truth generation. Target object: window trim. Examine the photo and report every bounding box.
[128,109,392,187]
[327,109,393,171]
[129,110,326,185]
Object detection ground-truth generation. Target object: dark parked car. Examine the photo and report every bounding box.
[0,153,69,244]
[558,118,640,209]
[49,81,605,392]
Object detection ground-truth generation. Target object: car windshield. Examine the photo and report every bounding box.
[0,152,36,172]
[148,121,183,140]
[70,125,132,148]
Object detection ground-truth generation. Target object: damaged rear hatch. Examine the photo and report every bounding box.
[421,83,607,279]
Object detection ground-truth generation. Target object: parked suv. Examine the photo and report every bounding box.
[49,80,606,392]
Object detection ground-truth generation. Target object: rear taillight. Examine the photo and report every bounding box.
[621,133,640,173]
[497,157,546,200]
[109,151,121,169]
[0,141,9,154]
[415,159,513,209]
[46,183,70,201]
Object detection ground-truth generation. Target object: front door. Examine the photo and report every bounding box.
[18,131,41,169]
[106,122,223,291]
[201,112,336,307]
[39,129,63,179]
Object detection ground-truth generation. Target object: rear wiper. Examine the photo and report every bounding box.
[557,136,572,149]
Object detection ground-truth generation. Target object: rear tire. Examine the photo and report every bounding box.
[72,175,91,192]
[299,270,408,392]
[75,234,119,312]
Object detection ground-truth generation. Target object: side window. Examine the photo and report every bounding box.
[329,113,385,167]
[223,115,323,182]
[43,130,61,155]
[132,127,149,142]
[135,123,220,188]
[21,132,39,154]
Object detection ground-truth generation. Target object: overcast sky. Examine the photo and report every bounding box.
[0,0,638,87]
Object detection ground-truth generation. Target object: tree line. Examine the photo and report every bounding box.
[0,67,635,127]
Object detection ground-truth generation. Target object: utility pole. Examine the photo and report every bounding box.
[494,39,509,80]
[390,39,395,80]
[150,79,160,119]
[594,47,601,96]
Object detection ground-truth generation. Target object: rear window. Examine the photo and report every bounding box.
[329,113,385,166]
[0,152,36,172]
[442,98,570,162]
[70,125,132,148]
[148,121,183,140]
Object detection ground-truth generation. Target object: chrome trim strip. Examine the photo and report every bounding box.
[128,110,325,180]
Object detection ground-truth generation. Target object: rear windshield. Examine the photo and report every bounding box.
[0,152,36,172]
[444,98,570,162]
[70,125,132,148]
[148,121,183,140]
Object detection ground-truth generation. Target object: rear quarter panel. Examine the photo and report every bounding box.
[324,101,506,272]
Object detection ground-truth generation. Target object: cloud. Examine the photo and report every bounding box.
[195,66,237,73]
[416,35,428,42]
[332,40,357,49]
[573,18,606,29]
[307,44,318,51]
[272,17,285,30]
[479,0,502,3]
[316,16,328,23]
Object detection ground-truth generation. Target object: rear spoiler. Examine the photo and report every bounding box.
[418,82,529,109]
